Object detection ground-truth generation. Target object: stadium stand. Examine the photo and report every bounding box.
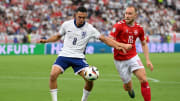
[0,0,180,43]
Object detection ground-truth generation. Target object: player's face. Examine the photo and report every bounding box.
[75,12,87,26]
[125,7,137,25]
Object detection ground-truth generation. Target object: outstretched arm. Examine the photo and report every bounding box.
[40,35,61,43]
[141,40,153,71]
[99,34,132,51]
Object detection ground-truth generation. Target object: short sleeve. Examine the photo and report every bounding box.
[109,22,121,38]
[91,26,101,39]
[139,27,145,41]
[58,22,66,36]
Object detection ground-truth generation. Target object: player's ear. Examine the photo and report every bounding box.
[134,12,137,19]
[134,10,138,18]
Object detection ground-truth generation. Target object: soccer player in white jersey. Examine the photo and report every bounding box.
[40,6,132,101]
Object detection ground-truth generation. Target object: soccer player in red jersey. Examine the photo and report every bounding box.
[109,5,154,101]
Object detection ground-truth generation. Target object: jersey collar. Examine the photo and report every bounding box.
[74,19,86,28]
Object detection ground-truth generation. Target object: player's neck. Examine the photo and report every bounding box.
[127,21,135,27]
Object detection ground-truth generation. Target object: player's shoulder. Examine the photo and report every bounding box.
[85,22,96,29]
[116,20,125,25]
[113,20,125,28]
[62,19,74,26]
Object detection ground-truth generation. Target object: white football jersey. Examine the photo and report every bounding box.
[58,19,101,58]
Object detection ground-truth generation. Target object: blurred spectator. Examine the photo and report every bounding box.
[176,0,180,15]
[167,34,171,43]
[22,35,28,43]
[27,34,31,43]
[0,0,179,43]
[13,37,18,43]
[160,34,167,43]
[145,35,150,43]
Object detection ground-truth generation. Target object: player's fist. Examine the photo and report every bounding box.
[115,47,127,54]
[124,44,132,50]
[39,39,47,43]
[146,60,154,71]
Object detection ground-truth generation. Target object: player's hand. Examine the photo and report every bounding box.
[39,39,47,43]
[146,60,153,71]
[124,44,132,50]
[115,47,127,54]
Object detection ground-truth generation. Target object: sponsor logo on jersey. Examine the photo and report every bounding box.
[112,28,116,33]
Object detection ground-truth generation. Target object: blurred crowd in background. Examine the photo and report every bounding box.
[0,0,180,43]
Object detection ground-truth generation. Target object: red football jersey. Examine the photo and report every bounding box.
[110,20,145,60]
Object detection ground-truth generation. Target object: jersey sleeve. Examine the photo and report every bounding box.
[91,26,101,39]
[58,22,66,36]
[139,27,145,41]
[109,22,121,38]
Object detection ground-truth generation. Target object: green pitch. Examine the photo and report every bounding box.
[0,53,180,101]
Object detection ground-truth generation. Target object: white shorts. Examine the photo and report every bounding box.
[114,55,144,84]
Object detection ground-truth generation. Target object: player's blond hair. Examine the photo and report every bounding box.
[127,5,138,13]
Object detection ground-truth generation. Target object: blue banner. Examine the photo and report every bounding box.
[136,43,174,53]
[45,42,175,55]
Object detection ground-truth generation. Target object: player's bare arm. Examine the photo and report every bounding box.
[108,35,132,50]
[40,34,61,43]
[141,40,154,71]
[108,35,124,52]
[99,35,132,52]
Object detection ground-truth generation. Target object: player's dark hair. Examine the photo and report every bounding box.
[76,6,87,13]
[127,5,138,13]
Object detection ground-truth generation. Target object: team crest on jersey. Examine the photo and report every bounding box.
[134,30,138,35]
[112,28,116,33]
[81,31,86,39]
